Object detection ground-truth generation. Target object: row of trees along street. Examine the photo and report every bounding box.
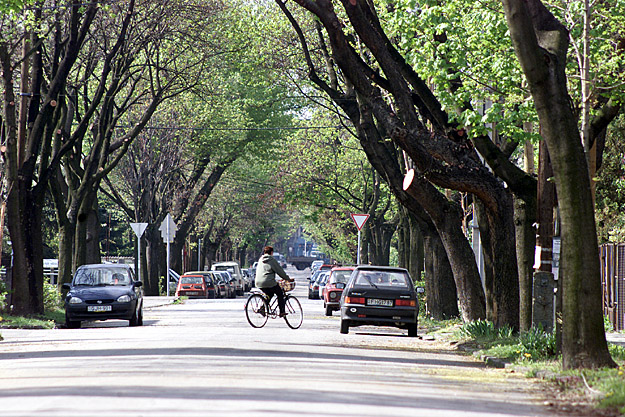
[1,0,625,370]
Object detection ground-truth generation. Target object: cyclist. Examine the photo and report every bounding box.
[255,245,294,317]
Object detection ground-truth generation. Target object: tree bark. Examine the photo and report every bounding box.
[501,0,615,368]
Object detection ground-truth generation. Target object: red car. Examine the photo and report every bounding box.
[323,266,355,316]
[176,274,208,298]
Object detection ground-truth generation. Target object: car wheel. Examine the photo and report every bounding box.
[65,313,81,329]
[325,304,332,317]
[340,319,349,334]
[407,322,418,337]
[130,306,142,327]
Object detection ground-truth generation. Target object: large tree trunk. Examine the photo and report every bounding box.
[502,0,615,368]
[144,226,165,296]
[423,226,459,320]
[5,186,44,315]
[514,194,537,332]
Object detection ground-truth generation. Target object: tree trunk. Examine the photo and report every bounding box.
[502,0,615,368]
[423,226,459,320]
[6,186,44,315]
[514,194,537,332]
[144,226,165,296]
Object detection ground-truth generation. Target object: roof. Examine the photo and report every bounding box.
[353,265,409,273]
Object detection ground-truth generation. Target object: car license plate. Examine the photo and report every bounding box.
[87,305,112,312]
[367,298,393,307]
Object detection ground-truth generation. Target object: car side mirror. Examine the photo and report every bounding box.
[336,282,345,289]
[62,283,71,291]
[133,281,143,288]
[416,286,425,293]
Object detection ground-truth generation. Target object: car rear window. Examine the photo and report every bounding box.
[181,276,203,284]
[331,270,353,283]
[354,271,410,288]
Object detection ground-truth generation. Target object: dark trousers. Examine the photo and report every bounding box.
[261,284,286,315]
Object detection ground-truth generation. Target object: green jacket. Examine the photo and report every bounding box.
[255,254,289,288]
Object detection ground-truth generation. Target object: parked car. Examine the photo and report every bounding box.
[211,272,227,298]
[310,271,328,300]
[323,266,355,316]
[212,262,244,295]
[273,253,287,269]
[317,273,329,299]
[176,274,209,298]
[214,271,236,298]
[185,271,218,299]
[249,262,258,287]
[310,260,324,272]
[340,265,418,337]
[307,269,323,299]
[63,263,144,329]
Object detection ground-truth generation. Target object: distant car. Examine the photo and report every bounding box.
[274,253,287,269]
[340,265,418,337]
[308,269,323,299]
[185,271,218,299]
[176,274,209,298]
[310,260,324,272]
[310,271,328,300]
[212,262,244,295]
[213,271,236,298]
[63,263,144,329]
[212,272,226,298]
[323,266,355,316]
[317,273,329,299]
[249,262,258,287]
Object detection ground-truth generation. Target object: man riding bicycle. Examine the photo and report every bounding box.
[255,246,294,317]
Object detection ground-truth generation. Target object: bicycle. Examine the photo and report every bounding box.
[244,280,303,329]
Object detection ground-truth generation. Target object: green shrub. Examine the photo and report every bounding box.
[459,319,513,340]
[605,315,615,333]
[43,278,63,311]
[0,271,7,312]
[518,327,557,360]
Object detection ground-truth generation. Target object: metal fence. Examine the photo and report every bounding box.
[600,243,625,331]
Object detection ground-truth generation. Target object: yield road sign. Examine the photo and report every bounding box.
[130,222,148,238]
[351,213,370,231]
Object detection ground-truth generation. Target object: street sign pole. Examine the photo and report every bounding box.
[350,214,370,265]
[357,229,362,265]
[159,214,177,297]
[166,221,170,296]
[130,223,148,284]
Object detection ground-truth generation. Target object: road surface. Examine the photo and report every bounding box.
[0,267,559,417]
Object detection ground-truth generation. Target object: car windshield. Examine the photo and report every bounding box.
[73,267,131,286]
[181,276,203,284]
[330,270,352,283]
[354,271,410,288]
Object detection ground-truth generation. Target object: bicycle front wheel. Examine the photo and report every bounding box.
[245,294,269,328]
[284,295,303,329]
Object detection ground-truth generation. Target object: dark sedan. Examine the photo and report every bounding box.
[340,266,418,337]
[63,264,144,329]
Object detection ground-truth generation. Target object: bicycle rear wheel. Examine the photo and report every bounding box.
[284,295,303,329]
[245,294,269,328]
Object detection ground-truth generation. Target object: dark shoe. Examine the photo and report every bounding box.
[279,312,287,318]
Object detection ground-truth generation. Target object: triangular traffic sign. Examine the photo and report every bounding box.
[351,213,370,231]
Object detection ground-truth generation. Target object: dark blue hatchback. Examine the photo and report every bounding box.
[339,265,418,337]
[63,264,144,329]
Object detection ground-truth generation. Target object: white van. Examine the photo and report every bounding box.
[211,261,244,295]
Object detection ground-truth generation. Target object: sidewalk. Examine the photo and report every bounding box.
[142,296,177,309]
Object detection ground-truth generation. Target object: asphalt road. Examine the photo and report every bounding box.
[0,267,558,417]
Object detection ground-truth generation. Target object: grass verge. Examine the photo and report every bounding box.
[419,317,625,416]
[0,308,65,329]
